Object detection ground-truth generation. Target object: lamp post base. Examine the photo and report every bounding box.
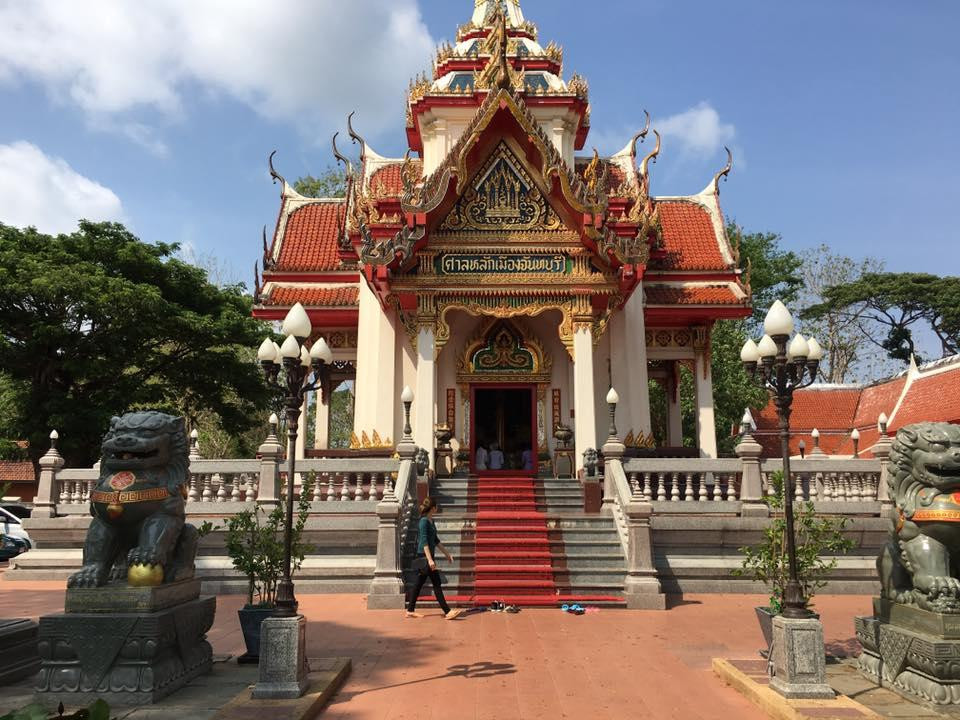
[252,615,310,699]
[769,615,835,699]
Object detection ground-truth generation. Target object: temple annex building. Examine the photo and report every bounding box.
[253,0,751,473]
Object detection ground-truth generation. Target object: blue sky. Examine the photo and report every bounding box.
[0,0,957,291]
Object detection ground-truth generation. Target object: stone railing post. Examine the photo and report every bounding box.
[367,435,416,609]
[601,438,623,514]
[256,420,283,508]
[736,433,769,518]
[873,433,894,512]
[623,499,667,609]
[33,431,64,518]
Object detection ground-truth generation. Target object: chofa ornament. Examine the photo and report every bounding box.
[67,412,198,589]
[880,422,960,612]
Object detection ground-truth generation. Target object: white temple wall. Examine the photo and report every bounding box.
[395,325,417,443]
[353,280,397,441]
[592,330,612,448]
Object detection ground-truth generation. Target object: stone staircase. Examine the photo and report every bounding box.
[403,476,627,607]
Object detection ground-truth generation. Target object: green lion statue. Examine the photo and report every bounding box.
[67,412,198,589]
[879,422,960,612]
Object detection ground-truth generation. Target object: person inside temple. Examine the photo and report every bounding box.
[475,442,489,471]
[489,442,505,470]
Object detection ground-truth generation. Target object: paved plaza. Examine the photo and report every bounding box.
[0,572,879,720]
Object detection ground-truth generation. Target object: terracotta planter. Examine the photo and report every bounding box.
[237,606,274,664]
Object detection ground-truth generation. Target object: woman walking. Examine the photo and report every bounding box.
[406,497,463,620]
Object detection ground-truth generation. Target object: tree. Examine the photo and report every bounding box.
[802,273,960,364]
[293,166,347,199]
[796,245,885,383]
[0,221,274,470]
[730,225,803,332]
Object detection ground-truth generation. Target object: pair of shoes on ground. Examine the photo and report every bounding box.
[489,601,520,613]
[561,604,586,615]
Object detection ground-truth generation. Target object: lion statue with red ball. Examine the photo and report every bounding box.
[879,422,960,612]
[67,411,199,588]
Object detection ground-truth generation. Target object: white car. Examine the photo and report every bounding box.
[0,506,31,548]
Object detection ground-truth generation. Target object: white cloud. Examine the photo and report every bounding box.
[657,102,736,156]
[0,1,436,143]
[0,142,124,234]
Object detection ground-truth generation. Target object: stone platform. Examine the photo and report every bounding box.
[36,580,215,706]
[0,619,41,685]
[857,597,960,707]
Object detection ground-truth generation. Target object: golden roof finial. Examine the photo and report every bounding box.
[712,146,733,195]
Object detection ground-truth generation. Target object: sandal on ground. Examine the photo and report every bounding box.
[405,611,423,618]
[445,609,464,620]
[561,604,570,612]
[505,605,520,613]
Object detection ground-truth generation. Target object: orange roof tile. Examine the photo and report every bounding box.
[264,286,359,308]
[755,387,862,433]
[656,201,728,271]
[274,202,345,272]
[644,284,744,306]
[853,376,906,428]
[574,159,626,193]
[368,160,422,196]
[891,372,960,430]
[0,460,34,483]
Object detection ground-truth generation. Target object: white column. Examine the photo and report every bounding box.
[295,398,307,460]
[314,393,330,450]
[695,350,718,459]
[625,287,652,437]
[666,368,683,447]
[354,281,397,440]
[573,325,597,471]
[414,326,437,467]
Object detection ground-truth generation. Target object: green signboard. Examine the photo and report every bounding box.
[437,253,567,275]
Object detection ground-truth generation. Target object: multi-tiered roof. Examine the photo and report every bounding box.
[254,0,750,331]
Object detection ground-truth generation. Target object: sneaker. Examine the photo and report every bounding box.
[445,609,464,620]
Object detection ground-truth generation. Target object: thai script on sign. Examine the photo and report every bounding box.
[439,254,566,275]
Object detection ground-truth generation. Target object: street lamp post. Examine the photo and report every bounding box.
[741,300,824,619]
[256,302,333,617]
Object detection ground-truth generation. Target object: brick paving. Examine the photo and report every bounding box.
[0,576,878,720]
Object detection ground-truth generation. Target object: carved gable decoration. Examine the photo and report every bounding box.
[439,141,563,232]
[457,318,552,384]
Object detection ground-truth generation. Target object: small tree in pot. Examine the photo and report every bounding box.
[224,473,314,663]
[733,471,856,655]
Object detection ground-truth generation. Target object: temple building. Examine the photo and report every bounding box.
[253,0,751,472]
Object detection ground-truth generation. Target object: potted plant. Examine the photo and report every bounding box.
[223,473,314,663]
[733,471,856,656]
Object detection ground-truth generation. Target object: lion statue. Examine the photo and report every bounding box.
[582,448,599,478]
[879,422,960,612]
[67,412,198,589]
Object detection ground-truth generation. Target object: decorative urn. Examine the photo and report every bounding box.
[434,424,453,448]
[554,423,573,448]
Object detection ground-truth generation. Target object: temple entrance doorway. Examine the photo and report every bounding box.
[471,384,537,476]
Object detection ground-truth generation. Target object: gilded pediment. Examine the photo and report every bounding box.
[439,141,564,233]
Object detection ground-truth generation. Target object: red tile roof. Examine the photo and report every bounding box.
[274,202,345,272]
[644,284,744,306]
[755,387,861,433]
[264,286,359,308]
[368,160,422,196]
[853,376,906,428]
[892,373,960,430]
[0,460,33,483]
[655,201,728,271]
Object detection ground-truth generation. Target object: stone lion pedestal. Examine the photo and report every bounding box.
[35,579,215,706]
[857,598,960,706]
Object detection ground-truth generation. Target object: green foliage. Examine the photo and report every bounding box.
[328,383,355,449]
[222,473,315,607]
[0,221,273,468]
[293,167,347,199]
[730,224,803,331]
[733,472,856,613]
[0,699,111,720]
[708,322,769,455]
[802,272,960,363]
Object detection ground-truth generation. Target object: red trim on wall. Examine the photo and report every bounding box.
[253,308,359,327]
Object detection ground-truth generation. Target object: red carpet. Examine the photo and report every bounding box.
[447,476,623,607]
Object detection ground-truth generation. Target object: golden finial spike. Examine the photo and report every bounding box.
[630,110,651,161]
[639,130,661,184]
